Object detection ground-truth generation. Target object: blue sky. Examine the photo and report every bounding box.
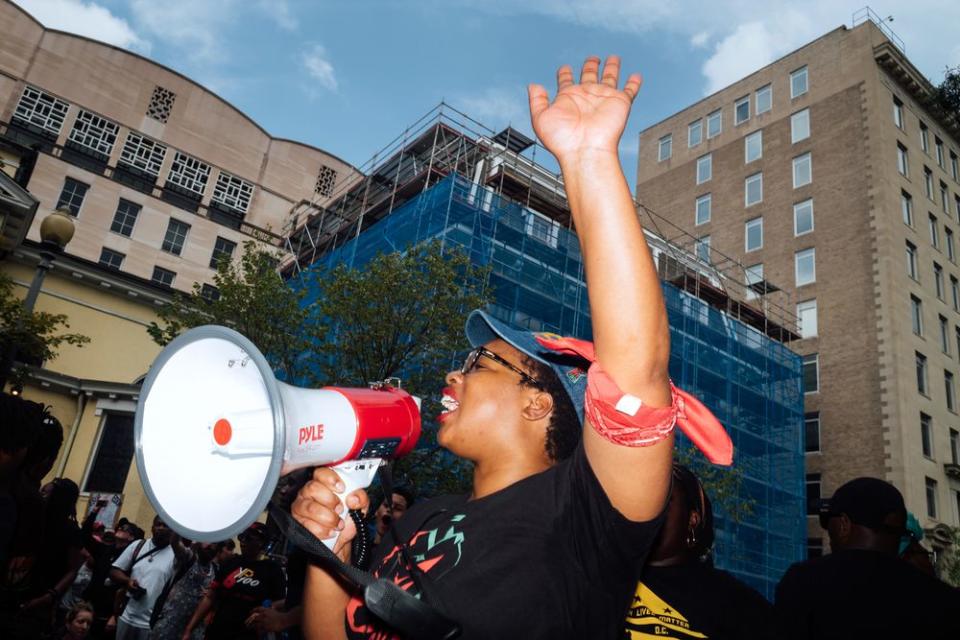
[14,1,960,174]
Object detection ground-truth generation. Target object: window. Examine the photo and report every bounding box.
[956,196,960,224]
[695,194,711,225]
[212,170,254,214]
[119,132,166,177]
[926,477,938,519]
[67,109,118,157]
[941,183,950,215]
[161,218,190,255]
[806,473,821,515]
[98,248,124,270]
[911,296,923,335]
[209,236,237,269]
[696,154,712,184]
[12,85,69,135]
[688,120,703,147]
[902,191,914,226]
[658,134,672,161]
[790,66,808,98]
[791,109,810,143]
[526,212,560,247]
[921,414,933,457]
[696,235,711,263]
[936,138,945,168]
[745,172,763,206]
[797,299,818,338]
[917,352,929,395]
[947,370,956,412]
[706,110,722,138]
[924,167,934,199]
[745,263,763,300]
[930,214,941,249]
[55,177,89,216]
[745,130,762,163]
[920,122,930,153]
[942,315,952,353]
[897,143,909,177]
[803,353,819,393]
[745,217,763,251]
[793,153,812,188]
[952,151,959,182]
[735,95,750,125]
[948,228,955,262]
[146,85,176,124]
[935,262,945,299]
[110,199,140,237]
[151,266,176,287]
[956,326,960,358]
[166,151,211,198]
[906,242,918,279]
[794,199,814,236]
[952,276,960,312]
[201,284,220,302]
[805,412,820,453]
[893,97,904,129]
[755,84,772,114]
[315,165,338,197]
[950,428,960,464]
[796,248,816,286]
[83,413,135,493]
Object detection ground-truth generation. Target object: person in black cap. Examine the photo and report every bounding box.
[775,476,960,639]
[291,56,731,639]
[625,464,774,639]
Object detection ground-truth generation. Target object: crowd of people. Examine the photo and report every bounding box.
[4,56,960,639]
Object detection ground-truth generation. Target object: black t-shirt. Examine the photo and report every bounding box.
[204,556,285,640]
[345,443,664,639]
[624,561,774,639]
[775,548,960,640]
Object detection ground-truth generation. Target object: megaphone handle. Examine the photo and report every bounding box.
[325,459,382,551]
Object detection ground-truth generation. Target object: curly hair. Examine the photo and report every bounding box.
[519,357,581,462]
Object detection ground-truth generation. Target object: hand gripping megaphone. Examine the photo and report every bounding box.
[134,325,421,547]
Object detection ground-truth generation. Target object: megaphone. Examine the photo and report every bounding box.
[134,325,421,546]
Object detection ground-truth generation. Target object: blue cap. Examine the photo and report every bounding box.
[465,310,588,425]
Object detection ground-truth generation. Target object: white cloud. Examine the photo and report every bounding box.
[14,0,148,52]
[301,44,338,93]
[690,31,710,49]
[257,0,298,31]
[454,87,530,133]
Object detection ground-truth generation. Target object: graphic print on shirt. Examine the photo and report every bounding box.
[624,581,708,639]
[347,514,466,638]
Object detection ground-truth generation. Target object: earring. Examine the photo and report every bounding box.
[686,528,697,548]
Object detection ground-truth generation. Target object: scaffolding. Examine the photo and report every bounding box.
[283,103,800,343]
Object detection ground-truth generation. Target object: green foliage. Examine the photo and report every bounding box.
[674,445,754,524]
[308,241,490,496]
[0,271,89,386]
[934,66,960,121]
[147,241,322,384]
[940,526,960,587]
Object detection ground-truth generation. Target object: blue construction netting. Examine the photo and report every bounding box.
[295,173,805,599]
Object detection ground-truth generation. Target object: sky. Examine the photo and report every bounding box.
[12,0,960,174]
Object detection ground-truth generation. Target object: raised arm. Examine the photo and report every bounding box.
[529,56,672,521]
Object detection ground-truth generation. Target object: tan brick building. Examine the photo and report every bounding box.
[0,0,357,525]
[637,19,960,558]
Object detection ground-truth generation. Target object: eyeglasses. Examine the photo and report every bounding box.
[461,346,540,385]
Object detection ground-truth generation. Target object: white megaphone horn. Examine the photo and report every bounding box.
[134,325,421,547]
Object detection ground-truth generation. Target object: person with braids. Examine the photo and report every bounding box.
[624,464,773,639]
[291,56,732,639]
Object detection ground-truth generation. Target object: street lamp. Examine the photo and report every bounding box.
[1,207,76,389]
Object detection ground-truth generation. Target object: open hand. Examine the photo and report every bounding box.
[528,56,641,162]
[291,467,369,557]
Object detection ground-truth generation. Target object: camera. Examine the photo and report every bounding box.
[128,585,147,600]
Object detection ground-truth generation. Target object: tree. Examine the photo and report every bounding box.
[940,526,960,587]
[674,444,754,525]
[147,241,322,384]
[934,66,960,121]
[0,271,89,388]
[307,241,491,496]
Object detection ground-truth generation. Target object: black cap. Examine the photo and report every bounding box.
[822,477,906,532]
